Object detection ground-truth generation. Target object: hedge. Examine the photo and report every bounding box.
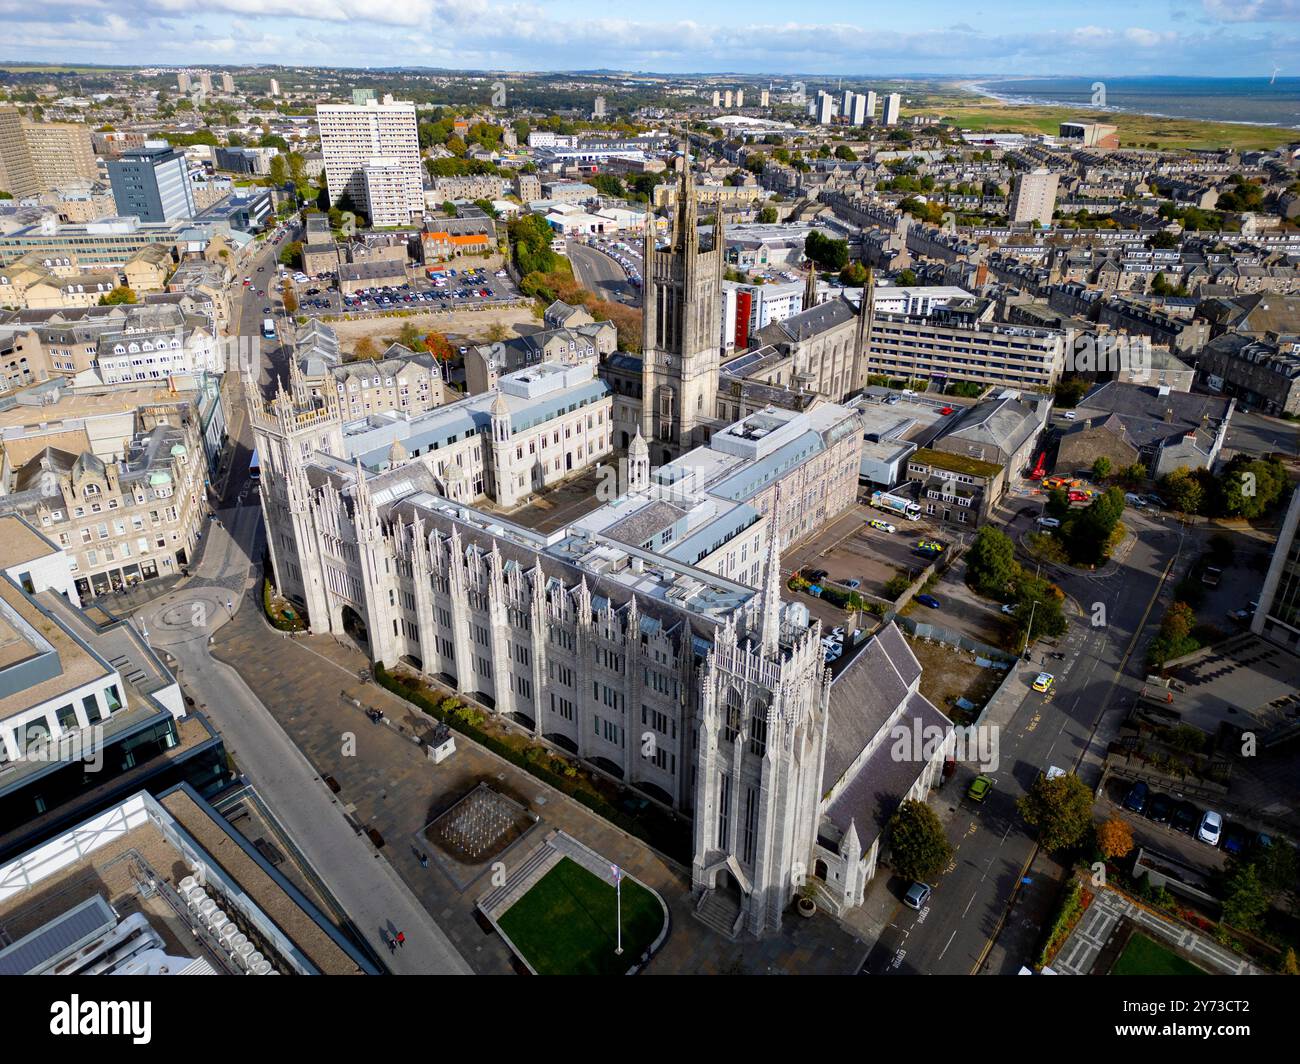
[373,663,691,861]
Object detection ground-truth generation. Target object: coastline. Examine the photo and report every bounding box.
[950,77,1300,131]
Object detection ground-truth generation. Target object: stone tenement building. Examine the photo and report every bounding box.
[0,409,208,600]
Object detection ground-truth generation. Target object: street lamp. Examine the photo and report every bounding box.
[1022,599,1038,661]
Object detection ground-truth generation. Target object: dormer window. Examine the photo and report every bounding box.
[83,483,101,498]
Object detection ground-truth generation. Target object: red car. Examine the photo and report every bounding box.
[940,406,954,415]
[1068,490,1089,502]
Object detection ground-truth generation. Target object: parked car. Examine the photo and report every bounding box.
[1124,493,1147,507]
[1031,672,1055,694]
[1063,410,1077,420]
[1000,604,1017,616]
[1036,516,1062,529]
[1171,801,1199,836]
[916,539,945,553]
[868,519,896,534]
[916,594,942,609]
[939,406,954,415]
[1198,810,1223,846]
[840,578,862,590]
[1145,494,1167,508]
[1221,822,1250,856]
[967,775,993,802]
[1123,781,1149,815]
[1146,792,1172,825]
[903,882,932,910]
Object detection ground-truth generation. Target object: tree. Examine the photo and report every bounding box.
[486,322,508,343]
[1045,488,1071,521]
[803,229,848,271]
[1017,772,1094,852]
[99,286,136,305]
[1064,487,1126,567]
[1054,375,1090,408]
[351,337,380,362]
[833,144,858,161]
[1159,467,1209,515]
[397,322,425,350]
[1091,456,1112,482]
[966,525,1018,597]
[756,205,778,224]
[887,799,953,883]
[267,154,288,186]
[1222,863,1270,932]
[441,200,458,218]
[278,241,302,269]
[1283,949,1300,975]
[1096,815,1134,859]
[839,260,868,285]
[281,281,298,315]
[897,268,917,287]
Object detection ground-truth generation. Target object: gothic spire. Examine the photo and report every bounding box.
[802,260,818,312]
[762,491,784,658]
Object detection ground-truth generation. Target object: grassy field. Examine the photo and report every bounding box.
[908,92,1297,152]
[498,857,665,975]
[1112,932,1209,976]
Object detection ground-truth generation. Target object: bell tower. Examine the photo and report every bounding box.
[640,137,725,464]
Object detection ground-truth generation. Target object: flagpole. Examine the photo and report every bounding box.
[613,864,623,956]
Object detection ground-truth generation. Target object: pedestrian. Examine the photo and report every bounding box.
[386,935,396,954]
[396,931,405,948]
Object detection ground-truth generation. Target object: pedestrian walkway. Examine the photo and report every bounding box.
[1051,882,1262,975]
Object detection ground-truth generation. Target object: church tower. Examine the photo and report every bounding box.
[640,138,725,464]
[245,370,343,634]
[692,516,831,937]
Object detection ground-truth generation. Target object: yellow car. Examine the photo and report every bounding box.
[1032,672,1055,694]
[868,519,897,534]
[916,540,945,553]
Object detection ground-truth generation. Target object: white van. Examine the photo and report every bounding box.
[1037,516,1061,529]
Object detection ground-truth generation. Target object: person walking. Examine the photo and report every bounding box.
[395,931,405,948]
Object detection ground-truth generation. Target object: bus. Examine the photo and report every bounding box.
[248,449,261,484]
[262,317,277,340]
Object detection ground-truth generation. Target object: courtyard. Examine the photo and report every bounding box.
[497,856,666,976]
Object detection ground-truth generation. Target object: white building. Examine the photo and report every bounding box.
[316,96,422,225]
[882,93,901,126]
[1010,168,1060,228]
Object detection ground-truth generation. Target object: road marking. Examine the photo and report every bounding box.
[938,930,957,961]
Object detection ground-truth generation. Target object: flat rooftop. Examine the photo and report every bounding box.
[0,788,369,975]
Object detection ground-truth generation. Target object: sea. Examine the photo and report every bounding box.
[968,76,1300,130]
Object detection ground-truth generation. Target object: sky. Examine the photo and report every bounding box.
[3,0,1300,77]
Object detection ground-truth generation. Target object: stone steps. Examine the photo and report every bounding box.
[693,889,743,940]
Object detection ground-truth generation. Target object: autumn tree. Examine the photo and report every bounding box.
[1017,771,1094,852]
[1096,815,1134,859]
[351,336,380,362]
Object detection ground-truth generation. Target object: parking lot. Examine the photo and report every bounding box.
[270,264,522,318]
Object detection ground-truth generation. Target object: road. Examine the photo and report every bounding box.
[859,507,1188,974]
[137,250,474,975]
[568,239,639,306]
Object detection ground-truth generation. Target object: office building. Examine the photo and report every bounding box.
[107,145,196,223]
[1009,167,1059,228]
[882,93,901,126]
[316,96,422,226]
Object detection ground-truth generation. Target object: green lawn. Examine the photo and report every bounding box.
[498,857,664,975]
[1112,932,1209,976]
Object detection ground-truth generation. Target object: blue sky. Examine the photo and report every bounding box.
[3,1,1300,76]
